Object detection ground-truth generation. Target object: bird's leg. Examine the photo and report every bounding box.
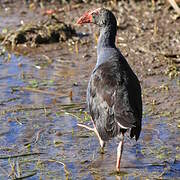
[77,120,105,153]
[116,133,124,172]
[93,125,105,153]
[91,120,105,153]
[77,123,94,131]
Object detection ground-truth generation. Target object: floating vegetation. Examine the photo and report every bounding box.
[27,79,54,89]
[0,102,85,116]
[165,63,179,79]
[0,152,45,160]
[1,15,76,49]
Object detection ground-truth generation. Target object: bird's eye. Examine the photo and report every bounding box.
[92,12,96,18]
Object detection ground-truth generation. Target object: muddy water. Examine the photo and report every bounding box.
[0,1,180,179]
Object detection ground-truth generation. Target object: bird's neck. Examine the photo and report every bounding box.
[97,26,116,54]
[95,25,117,68]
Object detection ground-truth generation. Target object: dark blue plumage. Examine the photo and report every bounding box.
[87,52,142,141]
[77,8,142,171]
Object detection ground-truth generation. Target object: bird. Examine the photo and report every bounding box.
[77,8,142,172]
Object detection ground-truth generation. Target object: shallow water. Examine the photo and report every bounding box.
[0,44,179,180]
[0,1,180,179]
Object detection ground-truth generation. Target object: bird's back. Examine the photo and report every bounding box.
[87,51,142,141]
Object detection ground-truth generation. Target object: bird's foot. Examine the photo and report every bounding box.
[116,165,120,172]
[99,147,105,154]
[77,122,106,153]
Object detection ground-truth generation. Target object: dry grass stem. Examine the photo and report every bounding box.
[168,0,180,15]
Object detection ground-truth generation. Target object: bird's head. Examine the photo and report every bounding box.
[77,8,117,28]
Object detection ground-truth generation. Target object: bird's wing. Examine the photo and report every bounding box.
[87,58,142,140]
[126,65,142,140]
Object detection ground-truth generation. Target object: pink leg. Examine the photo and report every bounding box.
[93,123,105,153]
[116,133,124,172]
[77,119,105,152]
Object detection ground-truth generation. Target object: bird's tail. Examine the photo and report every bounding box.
[130,125,141,141]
